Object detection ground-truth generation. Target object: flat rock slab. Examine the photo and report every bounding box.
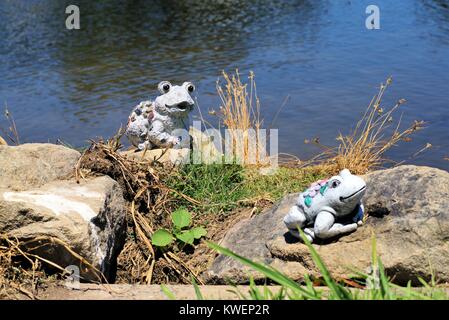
[206,165,449,285]
[121,148,190,165]
[38,283,283,300]
[120,127,224,165]
[28,283,449,300]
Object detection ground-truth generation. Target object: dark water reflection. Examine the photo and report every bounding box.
[0,0,448,170]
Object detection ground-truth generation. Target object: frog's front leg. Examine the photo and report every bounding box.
[314,211,358,240]
[148,120,180,148]
[283,205,315,242]
[137,140,152,151]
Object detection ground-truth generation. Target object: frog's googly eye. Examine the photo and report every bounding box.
[183,82,195,93]
[158,81,172,94]
[329,179,341,188]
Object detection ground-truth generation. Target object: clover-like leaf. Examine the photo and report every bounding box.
[172,208,191,229]
[151,229,174,247]
[191,226,207,239]
[175,230,195,245]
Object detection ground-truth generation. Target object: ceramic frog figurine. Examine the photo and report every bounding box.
[283,169,366,242]
[125,81,195,150]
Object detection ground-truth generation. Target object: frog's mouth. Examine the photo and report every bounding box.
[166,102,194,111]
[339,186,366,202]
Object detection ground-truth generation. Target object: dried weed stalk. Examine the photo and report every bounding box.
[308,77,425,174]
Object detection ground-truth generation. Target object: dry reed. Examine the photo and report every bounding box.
[308,77,425,174]
[213,70,270,166]
[1,103,20,145]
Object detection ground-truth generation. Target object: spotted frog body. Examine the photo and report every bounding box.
[283,169,367,242]
[125,81,195,150]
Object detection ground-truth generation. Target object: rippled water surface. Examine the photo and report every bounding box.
[0,0,448,170]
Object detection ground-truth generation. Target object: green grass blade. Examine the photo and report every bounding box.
[191,275,204,300]
[298,229,352,300]
[161,284,176,300]
[206,240,319,300]
[377,257,392,300]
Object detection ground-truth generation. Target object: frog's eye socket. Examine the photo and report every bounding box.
[158,81,172,94]
[330,179,341,188]
[183,82,195,93]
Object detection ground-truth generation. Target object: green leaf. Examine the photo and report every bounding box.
[172,209,191,229]
[191,226,207,239]
[151,229,173,247]
[176,230,195,245]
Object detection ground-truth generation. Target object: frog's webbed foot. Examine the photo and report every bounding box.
[304,228,315,242]
[137,141,151,151]
[287,227,315,242]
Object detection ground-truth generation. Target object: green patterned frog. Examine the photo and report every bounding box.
[283,169,366,242]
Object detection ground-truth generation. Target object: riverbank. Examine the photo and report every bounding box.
[1,140,449,300]
[1,72,446,300]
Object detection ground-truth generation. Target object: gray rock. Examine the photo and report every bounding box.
[0,143,80,191]
[205,165,449,285]
[0,176,126,282]
[0,144,127,282]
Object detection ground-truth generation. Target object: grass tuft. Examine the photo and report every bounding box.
[211,70,269,167]
[309,77,425,174]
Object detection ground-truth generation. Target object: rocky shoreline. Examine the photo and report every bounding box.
[207,165,449,285]
[1,143,449,290]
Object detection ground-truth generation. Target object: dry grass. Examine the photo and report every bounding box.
[0,234,105,299]
[212,70,270,166]
[0,236,42,299]
[75,130,224,285]
[307,77,425,174]
[0,135,6,146]
[1,104,20,145]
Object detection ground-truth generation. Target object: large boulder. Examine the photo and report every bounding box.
[0,144,127,282]
[0,143,80,190]
[206,165,449,285]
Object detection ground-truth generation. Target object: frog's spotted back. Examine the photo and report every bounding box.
[303,178,329,207]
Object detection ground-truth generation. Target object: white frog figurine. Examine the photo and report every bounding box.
[284,169,366,242]
[125,81,195,150]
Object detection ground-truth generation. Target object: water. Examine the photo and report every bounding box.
[0,0,448,170]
